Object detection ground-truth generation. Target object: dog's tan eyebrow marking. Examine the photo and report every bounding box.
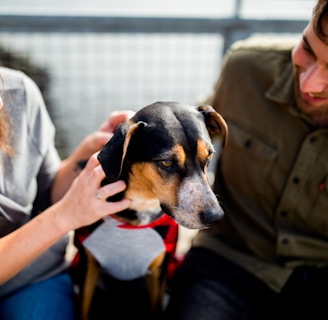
[172,145,186,167]
[197,140,211,162]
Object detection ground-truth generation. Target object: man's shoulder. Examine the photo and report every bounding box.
[222,34,297,75]
[230,34,298,54]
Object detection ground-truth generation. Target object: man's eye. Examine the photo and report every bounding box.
[302,41,314,56]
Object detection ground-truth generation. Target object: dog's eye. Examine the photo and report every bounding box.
[205,153,213,167]
[160,160,173,168]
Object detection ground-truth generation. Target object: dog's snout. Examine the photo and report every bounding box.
[200,208,224,227]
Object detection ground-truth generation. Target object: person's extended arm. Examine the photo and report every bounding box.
[0,154,130,284]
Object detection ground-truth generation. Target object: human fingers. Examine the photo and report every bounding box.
[83,155,129,205]
[82,153,106,184]
[74,130,114,162]
[98,110,135,133]
[80,110,135,158]
[86,131,114,153]
[59,158,129,228]
[95,180,131,215]
[95,180,127,202]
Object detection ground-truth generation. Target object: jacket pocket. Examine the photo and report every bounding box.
[220,120,278,208]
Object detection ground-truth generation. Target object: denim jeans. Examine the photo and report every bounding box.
[0,273,76,320]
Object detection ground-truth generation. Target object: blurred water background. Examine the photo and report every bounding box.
[0,0,315,157]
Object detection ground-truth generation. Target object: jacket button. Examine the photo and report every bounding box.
[244,139,252,149]
[281,237,289,245]
[280,211,288,218]
[292,176,300,184]
[310,136,317,143]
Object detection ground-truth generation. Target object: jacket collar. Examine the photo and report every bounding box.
[265,60,316,126]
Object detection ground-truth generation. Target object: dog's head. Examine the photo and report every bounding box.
[98,101,227,229]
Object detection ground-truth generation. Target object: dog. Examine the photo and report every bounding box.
[98,101,228,229]
[74,101,228,319]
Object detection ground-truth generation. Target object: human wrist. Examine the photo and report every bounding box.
[48,201,73,235]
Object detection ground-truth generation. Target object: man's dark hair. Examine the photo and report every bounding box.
[313,0,328,44]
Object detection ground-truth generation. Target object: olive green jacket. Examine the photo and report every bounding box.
[194,35,328,292]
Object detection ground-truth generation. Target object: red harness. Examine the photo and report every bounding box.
[71,213,180,279]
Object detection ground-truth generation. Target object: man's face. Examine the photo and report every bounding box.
[292,20,328,126]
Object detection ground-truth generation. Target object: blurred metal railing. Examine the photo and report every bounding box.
[0,13,307,156]
[0,14,307,51]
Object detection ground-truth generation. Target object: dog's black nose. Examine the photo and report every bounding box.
[200,208,224,226]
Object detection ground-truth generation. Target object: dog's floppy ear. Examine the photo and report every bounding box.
[97,120,147,181]
[197,105,228,148]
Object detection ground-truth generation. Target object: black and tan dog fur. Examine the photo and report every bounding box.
[77,101,228,319]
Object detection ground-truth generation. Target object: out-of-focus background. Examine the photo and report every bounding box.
[0,0,315,255]
[0,0,314,156]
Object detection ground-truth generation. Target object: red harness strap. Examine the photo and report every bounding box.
[71,214,179,280]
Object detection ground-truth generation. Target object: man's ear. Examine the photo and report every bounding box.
[97,120,146,181]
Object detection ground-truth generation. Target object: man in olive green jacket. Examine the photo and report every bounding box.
[165,0,328,319]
